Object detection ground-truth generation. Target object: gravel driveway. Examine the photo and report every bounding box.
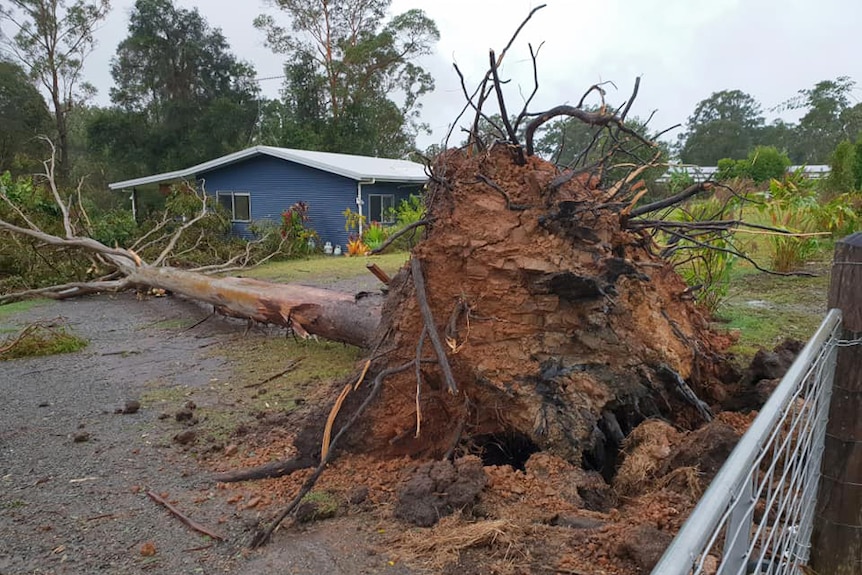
[0,293,407,575]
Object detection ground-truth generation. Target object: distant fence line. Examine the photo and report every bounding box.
[657,164,830,183]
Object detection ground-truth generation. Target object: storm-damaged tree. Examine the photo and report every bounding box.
[0,0,110,183]
[254,0,439,157]
[0,6,808,549]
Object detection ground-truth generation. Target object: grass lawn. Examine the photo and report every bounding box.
[0,298,49,321]
[240,251,409,284]
[0,299,51,334]
[669,200,837,362]
[716,260,831,359]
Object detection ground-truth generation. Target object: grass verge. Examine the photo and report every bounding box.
[241,252,408,284]
[716,260,830,360]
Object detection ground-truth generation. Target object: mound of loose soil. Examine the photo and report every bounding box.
[394,456,487,526]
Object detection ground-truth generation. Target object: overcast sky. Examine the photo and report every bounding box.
[82,0,861,150]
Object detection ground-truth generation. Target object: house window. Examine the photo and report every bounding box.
[367,194,395,224]
[216,192,251,222]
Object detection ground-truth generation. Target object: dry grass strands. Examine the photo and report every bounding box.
[400,516,527,571]
[656,465,704,500]
[614,419,680,496]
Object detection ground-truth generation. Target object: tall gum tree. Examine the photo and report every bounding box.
[678,89,764,165]
[88,0,259,176]
[254,0,439,157]
[0,59,53,174]
[0,0,110,183]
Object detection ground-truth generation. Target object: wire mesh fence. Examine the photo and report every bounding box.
[652,308,843,575]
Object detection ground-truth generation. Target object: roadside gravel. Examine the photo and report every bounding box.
[0,293,406,575]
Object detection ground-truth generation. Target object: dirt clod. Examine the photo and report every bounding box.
[550,514,606,530]
[395,456,487,527]
[139,541,156,557]
[747,339,803,382]
[616,525,674,571]
[72,431,90,443]
[122,399,141,414]
[173,429,197,445]
[175,408,195,422]
[347,485,369,505]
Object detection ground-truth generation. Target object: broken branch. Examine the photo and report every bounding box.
[411,257,459,395]
[370,219,432,255]
[147,491,223,541]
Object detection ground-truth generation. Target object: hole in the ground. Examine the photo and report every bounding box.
[472,431,540,471]
[582,407,646,483]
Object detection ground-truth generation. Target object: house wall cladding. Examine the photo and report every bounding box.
[198,155,352,245]
[199,154,423,246]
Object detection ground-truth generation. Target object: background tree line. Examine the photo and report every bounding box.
[1,0,860,196]
[1,0,438,190]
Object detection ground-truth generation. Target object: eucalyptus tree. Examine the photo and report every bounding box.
[0,59,52,174]
[255,0,439,157]
[678,90,764,165]
[0,0,111,181]
[89,0,259,175]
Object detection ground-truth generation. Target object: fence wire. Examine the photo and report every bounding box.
[652,309,843,575]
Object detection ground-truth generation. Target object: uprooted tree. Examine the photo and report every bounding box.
[0,6,797,548]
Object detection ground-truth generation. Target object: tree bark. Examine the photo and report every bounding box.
[125,266,381,348]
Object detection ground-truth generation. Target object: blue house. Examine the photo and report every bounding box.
[108,146,428,246]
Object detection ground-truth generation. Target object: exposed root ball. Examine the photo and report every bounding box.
[360,145,733,468]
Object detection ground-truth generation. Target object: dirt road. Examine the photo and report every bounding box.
[0,293,409,575]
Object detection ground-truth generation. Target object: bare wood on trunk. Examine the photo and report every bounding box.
[811,233,862,574]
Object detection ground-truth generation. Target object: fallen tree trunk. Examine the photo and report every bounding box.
[124,267,381,347]
[0,151,381,348]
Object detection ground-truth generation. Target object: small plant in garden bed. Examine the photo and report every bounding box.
[362,221,389,250]
[278,201,319,257]
[347,234,371,256]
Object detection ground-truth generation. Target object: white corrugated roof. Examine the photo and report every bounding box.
[108,145,429,190]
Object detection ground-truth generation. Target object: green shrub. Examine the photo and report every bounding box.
[668,198,739,313]
[759,172,821,272]
[824,140,857,198]
[816,191,861,238]
[746,146,791,183]
[854,140,862,190]
[716,158,743,181]
[667,170,695,194]
[384,194,426,251]
[90,210,137,247]
[362,221,388,250]
[716,148,791,184]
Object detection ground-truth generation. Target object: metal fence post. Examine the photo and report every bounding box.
[719,475,754,575]
[811,232,862,574]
